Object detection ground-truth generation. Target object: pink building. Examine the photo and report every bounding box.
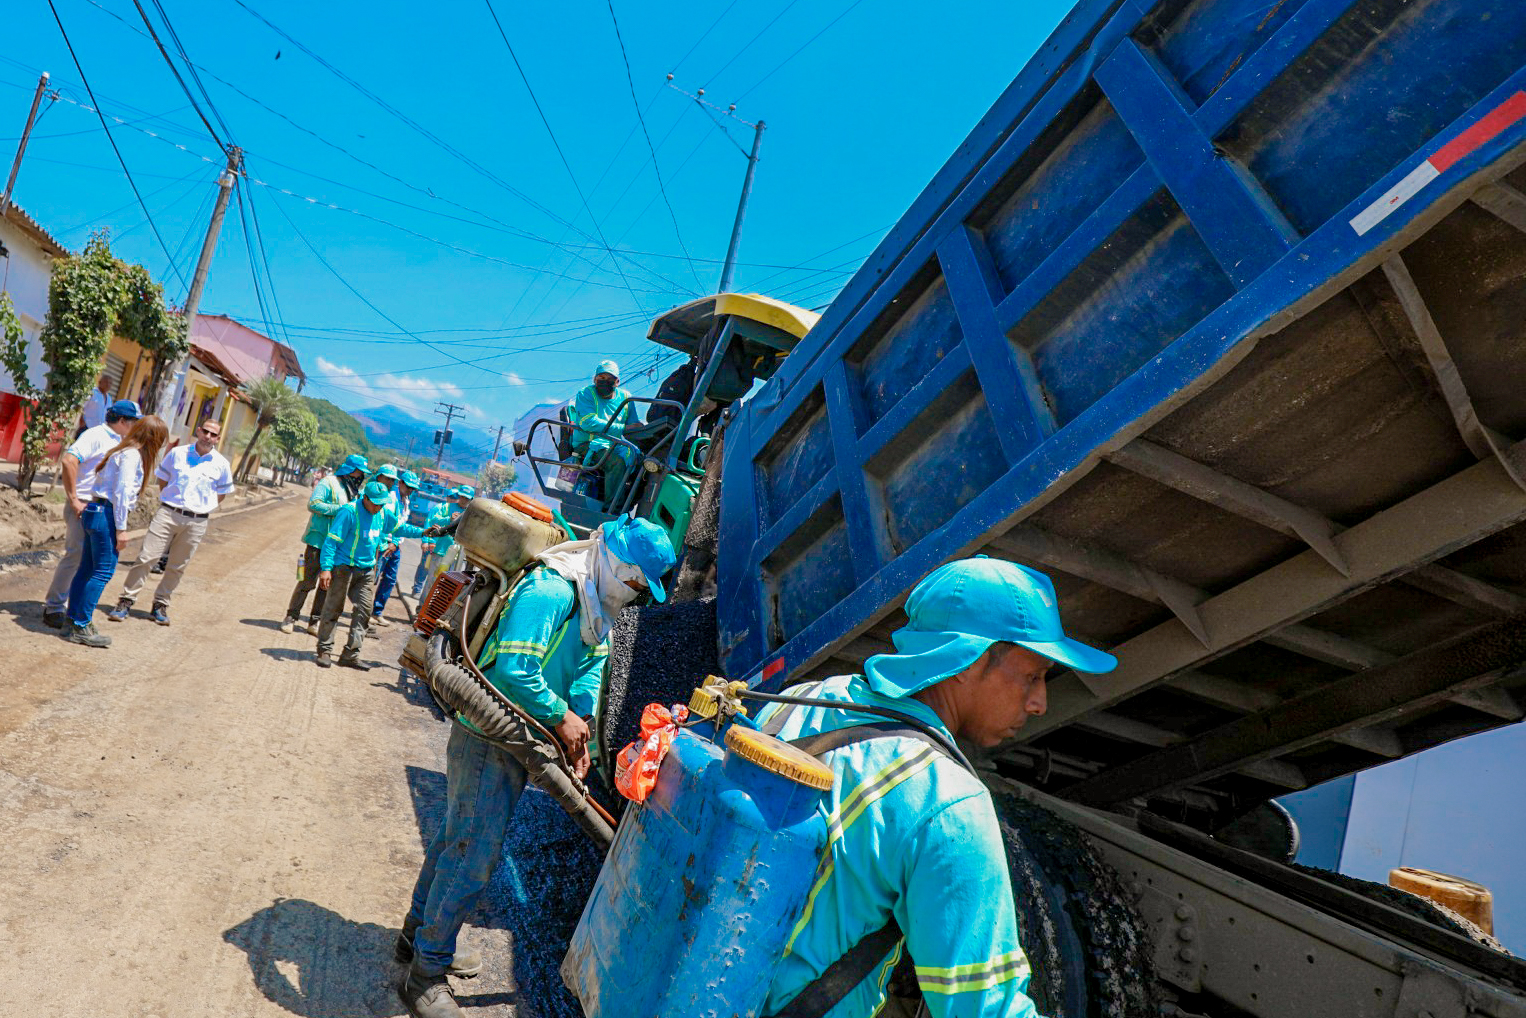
[173,314,305,444]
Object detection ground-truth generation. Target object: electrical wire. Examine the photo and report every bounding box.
[479,0,655,312]
[605,0,704,291]
[41,0,189,288]
[734,0,867,101]
[127,0,227,150]
[704,0,803,89]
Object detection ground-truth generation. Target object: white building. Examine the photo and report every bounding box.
[0,203,69,459]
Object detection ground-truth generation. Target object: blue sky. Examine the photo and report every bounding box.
[4,0,1079,448]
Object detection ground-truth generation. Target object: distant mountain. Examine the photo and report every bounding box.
[351,405,493,472]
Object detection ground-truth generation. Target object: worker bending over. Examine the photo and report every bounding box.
[570,359,640,507]
[372,469,422,627]
[395,515,677,1018]
[315,480,421,670]
[108,417,235,625]
[757,557,1117,1018]
[413,486,472,598]
[282,453,367,634]
[42,399,141,629]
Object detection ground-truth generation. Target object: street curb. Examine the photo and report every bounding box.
[0,489,300,575]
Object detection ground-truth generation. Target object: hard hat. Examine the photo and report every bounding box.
[602,516,677,603]
[864,556,1117,699]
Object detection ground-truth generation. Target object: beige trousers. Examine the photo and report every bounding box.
[119,506,209,606]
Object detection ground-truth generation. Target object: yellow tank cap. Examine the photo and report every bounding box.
[724,726,834,790]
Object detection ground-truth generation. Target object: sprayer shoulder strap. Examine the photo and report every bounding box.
[769,722,956,1018]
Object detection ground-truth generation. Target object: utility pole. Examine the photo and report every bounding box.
[0,73,51,218]
[491,425,505,463]
[717,119,765,295]
[150,145,240,415]
[434,401,464,467]
[403,435,415,465]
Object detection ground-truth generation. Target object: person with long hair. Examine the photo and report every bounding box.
[63,414,169,648]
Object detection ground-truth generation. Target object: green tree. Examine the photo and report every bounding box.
[478,460,515,498]
[234,375,300,482]
[271,406,320,484]
[0,231,184,491]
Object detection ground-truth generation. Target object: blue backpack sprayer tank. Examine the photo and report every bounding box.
[562,680,836,1017]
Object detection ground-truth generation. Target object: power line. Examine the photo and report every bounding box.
[480,0,652,312]
[669,0,742,74]
[127,0,227,149]
[734,0,867,101]
[41,0,189,288]
[704,0,803,89]
[605,0,704,291]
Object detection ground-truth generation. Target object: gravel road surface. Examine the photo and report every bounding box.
[0,496,533,1017]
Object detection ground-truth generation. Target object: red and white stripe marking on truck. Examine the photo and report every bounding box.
[1350,91,1526,236]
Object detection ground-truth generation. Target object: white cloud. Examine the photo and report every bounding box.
[315,356,481,421]
[501,372,524,386]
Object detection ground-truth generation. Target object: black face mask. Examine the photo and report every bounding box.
[594,378,615,398]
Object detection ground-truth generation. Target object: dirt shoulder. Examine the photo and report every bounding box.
[0,497,527,1017]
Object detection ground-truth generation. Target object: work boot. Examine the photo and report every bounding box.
[337,654,372,672]
[315,651,333,669]
[106,598,132,622]
[393,932,481,978]
[150,603,170,626]
[42,609,66,629]
[373,615,392,628]
[306,619,319,636]
[64,623,111,648]
[398,965,464,1018]
[279,617,296,635]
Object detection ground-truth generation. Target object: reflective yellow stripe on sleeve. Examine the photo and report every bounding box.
[915,950,1031,995]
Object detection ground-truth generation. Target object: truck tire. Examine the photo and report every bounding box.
[991,790,1159,1018]
[1292,865,1509,954]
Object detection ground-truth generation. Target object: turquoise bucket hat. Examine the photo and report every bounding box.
[602,516,677,603]
[864,556,1117,698]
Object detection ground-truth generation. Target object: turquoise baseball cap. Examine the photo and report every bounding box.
[400,470,420,489]
[455,485,476,500]
[595,359,620,378]
[864,557,1117,699]
[375,463,400,481]
[602,516,677,603]
[360,480,391,504]
[337,454,369,476]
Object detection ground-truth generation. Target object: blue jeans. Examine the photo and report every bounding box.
[405,724,526,975]
[67,503,118,628]
[374,544,401,614]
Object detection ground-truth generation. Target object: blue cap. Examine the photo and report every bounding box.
[595,359,619,379]
[374,463,400,481]
[336,454,369,477]
[400,470,420,489]
[455,485,475,500]
[360,480,391,504]
[864,557,1116,699]
[602,516,677,603]
[108,399,142,420]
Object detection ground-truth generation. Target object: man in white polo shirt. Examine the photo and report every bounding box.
[42,399,141,629]
[106,417,235,626]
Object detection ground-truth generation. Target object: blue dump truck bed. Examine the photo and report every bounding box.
[717,0,1526,816]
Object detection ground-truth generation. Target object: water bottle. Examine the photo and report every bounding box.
[296,552,306,582]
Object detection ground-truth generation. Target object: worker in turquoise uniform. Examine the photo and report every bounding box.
[414,485,473,599]
[281,453,367,634]
[395,515,677,1018]
[372,470,421,627]
[756,557,1118,1018]
[314,480,406,671]
[570,359,641,508]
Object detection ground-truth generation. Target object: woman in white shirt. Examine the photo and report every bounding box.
[64,415,169,647]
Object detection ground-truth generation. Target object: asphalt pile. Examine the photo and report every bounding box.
[488,787,605,1018]
[602,596,720,759]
